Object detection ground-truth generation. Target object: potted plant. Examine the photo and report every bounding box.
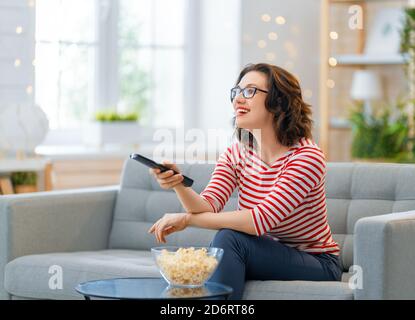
[83,109,142,147]
[11,171,38,193]
[349,100,412,162]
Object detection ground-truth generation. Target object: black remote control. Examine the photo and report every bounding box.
[129,153,194,187]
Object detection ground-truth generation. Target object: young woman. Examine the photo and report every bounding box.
[148,63,342,300]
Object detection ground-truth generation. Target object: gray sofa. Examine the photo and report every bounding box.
[1,160,415,300]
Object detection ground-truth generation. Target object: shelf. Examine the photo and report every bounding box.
[319,0,409,161]
[0,158,51,173]
[0,158,53,193]
[333,53,409,66]
[330,117,351,129]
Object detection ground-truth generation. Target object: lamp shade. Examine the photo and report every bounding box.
[350,70,382,100]
[0,104,49,153]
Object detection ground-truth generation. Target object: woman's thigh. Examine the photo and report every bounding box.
[241,234,337,282]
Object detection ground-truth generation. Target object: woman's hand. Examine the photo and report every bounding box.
[148,213,190,243]
[149,160,184,190]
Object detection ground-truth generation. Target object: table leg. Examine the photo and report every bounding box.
[44,163,53,191]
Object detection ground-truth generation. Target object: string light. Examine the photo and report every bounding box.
[14,59,21,67]
[284,41,298,59]
[304,89,313,98]
[328,57,338,67]
[32,59,36,67]
[26,85,33,95]
[261,14,271,22]
[27,0,35,7]
[290,25,300,36]
[275,16,286,25]
[16,26,23,34]
[265,52,276,62]
[326,79,335,89]
[268,32,278,41]
[329,31,338,40]
[257,40,267,49]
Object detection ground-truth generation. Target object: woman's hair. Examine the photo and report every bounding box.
[232,63,313,149]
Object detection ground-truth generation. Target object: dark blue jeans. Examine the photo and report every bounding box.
[209,229,343,300]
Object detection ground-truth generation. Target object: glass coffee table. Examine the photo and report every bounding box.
[75,277,233,300]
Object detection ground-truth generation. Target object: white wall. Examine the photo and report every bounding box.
[0,0,35,106]
[240,0,321,137]
[197,0,242,145]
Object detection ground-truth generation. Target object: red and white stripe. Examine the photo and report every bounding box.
[200,137,340,256]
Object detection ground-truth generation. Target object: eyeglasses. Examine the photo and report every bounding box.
[230,86,268,102]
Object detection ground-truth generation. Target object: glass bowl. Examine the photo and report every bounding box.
[151,246,224,288]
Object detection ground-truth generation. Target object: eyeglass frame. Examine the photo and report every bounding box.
[230,86,268,102]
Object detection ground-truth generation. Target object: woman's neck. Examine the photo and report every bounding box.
[251,126,290,166]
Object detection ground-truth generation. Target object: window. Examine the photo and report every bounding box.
[35,0,188,134]
[118,0,186,128]
[35,0,98,130]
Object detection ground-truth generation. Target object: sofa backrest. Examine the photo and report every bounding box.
[108,160,235,251]
[109,160,415,271]
[324,162,415,271]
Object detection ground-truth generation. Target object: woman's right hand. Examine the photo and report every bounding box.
[149,160,184,190]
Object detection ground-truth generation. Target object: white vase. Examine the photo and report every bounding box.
[0,104,49,154]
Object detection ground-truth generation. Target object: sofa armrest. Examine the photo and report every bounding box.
[0,186,118,299]
[354,210,415,300]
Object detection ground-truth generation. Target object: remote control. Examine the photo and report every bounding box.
[129,153,194,187]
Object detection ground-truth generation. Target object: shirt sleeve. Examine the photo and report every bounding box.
[200,143,239,213]
[249,148,326,236]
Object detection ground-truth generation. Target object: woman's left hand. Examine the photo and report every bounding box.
[148,213,190,243]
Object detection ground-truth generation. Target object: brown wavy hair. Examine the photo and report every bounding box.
[232,63,313,149]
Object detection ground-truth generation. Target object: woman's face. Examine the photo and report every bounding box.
[233,71,272,131]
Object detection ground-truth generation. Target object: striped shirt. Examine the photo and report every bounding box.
[200,137,340,256]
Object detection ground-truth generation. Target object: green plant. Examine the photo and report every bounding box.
[349,101,409,160]
[400,7,415,160]
[94,109,139,122]
[400,7,415,55]
[10,172,37,186]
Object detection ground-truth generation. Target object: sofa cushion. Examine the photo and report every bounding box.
[243,279,353,300]
[4,250,159,300]
[4,249,354,300]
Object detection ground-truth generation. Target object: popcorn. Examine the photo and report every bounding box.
[156,247,218,286]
